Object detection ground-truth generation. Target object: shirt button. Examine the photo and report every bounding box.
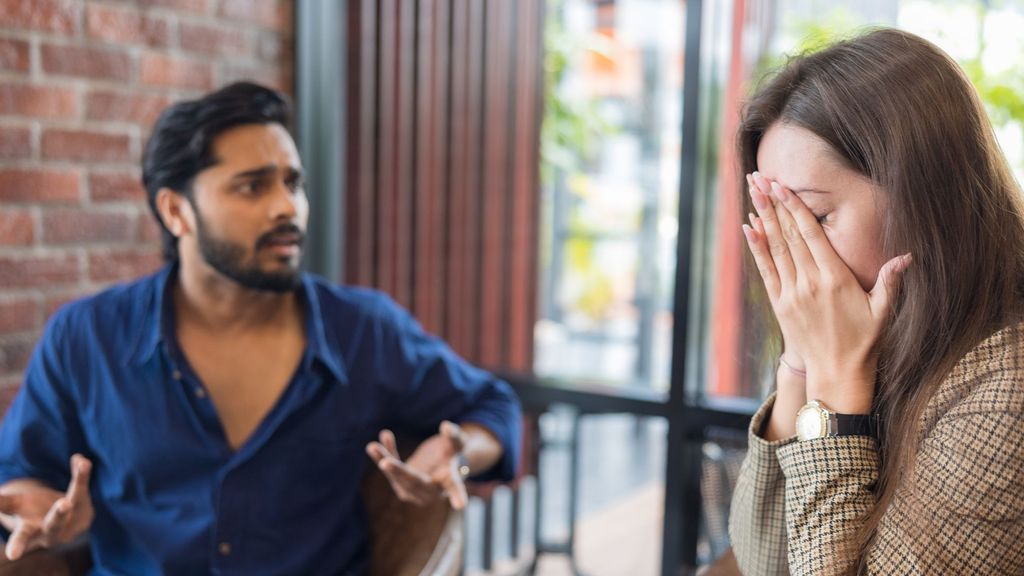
[172,370,182,381]
[194,388,206,399]
[218,542,231,556]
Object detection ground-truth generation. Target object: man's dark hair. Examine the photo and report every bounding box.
[142,81,292,261]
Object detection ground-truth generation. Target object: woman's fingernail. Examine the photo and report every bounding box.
[742,224,755,243]
[770,181,787,202]
[748,212,757,227]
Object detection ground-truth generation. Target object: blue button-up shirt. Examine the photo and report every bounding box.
[0,265,521,575]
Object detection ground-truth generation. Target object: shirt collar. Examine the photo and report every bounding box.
[125,263,173,367]
[126,264,349,386]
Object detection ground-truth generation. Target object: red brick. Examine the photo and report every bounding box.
[0,38,29,72]
[0,126,31,159]
[180,22,253,57]
[0,0,78,34]
[0,210,33,246]
[219,64,291,94]
[138,0,211,13]
[0,337,35,374]
[0,380,20,417]
[44,292,84,318]
[86,91,172,125]
[140,53,213,90]
[0,85,78,119]
[257,32,291,63]
[89,249,162,283]
[89,170,144,202]
[0,169,80,203]
[0,255,79,289]
[42,129,132,163]
[219,0,291,32]
[41,44,134,82]
[137,215,163,244]
[0,298,38,333]
[42,209,134,244]
[86,4,170,48]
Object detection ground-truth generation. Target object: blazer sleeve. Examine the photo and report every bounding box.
[729,393,794,576]
[776,388,1024,574]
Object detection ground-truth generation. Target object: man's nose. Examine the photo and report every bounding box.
[268,180,300,220]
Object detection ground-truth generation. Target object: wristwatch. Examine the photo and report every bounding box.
[795,399,877,441]
[456,453,471,479]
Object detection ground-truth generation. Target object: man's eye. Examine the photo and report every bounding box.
[237,181,264,194]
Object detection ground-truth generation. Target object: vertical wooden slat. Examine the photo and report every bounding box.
[508,0,541,371]
[345,0,379,287]
[526,0,544,371]
[377,0,399,295]
[445,0,486,363]
[344,0,543,371]
[394,0,417,310]
[414,0,447,335]
[432,0,450,337]
[446,0,470,356]
[478,0,513,367]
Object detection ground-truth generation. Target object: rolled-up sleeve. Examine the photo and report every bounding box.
[370,296,522,482]
[0,308,85,491]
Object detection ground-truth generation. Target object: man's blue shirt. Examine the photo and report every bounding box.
[0,265,521,575]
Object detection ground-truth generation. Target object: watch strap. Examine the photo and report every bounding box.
[834,413,878,439]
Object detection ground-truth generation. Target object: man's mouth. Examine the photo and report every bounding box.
[259,229,305,257]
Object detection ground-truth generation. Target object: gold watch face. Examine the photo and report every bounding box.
[796,401,828,441]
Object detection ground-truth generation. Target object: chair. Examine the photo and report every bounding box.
[0,440,463,576]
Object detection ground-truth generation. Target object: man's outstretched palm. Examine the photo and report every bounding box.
[0,454,93,560]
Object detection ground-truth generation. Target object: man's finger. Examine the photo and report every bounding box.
[65,454,92,508]
[41,497,70,535]
[365,441,389,464]
[439,421,465,451]
[379,430,399,457]
[5,521,39,561]
[440,463,469,510]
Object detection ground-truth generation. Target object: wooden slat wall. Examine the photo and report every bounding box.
[343,0,544,372]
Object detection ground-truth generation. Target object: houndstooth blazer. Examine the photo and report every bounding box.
[728,323,1024,575]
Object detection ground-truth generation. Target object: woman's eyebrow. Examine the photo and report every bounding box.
[791,187,830,196]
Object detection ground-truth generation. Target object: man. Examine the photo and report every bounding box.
[0,82,521,575]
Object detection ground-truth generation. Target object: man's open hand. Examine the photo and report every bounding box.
[0,454,94,560]
[365,421,469,510]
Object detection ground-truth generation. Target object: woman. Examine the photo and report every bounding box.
[728,28,1024,575]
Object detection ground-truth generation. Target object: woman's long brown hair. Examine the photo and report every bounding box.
[737,28,1024,571]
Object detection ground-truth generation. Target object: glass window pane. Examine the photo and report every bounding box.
[536,0,687,394]
[691,0,1024,403]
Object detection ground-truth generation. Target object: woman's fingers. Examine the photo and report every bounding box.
[743,218,781,300]
[770,181,846,274]
[768,182,819,277]
[749,173,796,287]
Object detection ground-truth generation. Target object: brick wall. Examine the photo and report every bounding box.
[0,0,295,412]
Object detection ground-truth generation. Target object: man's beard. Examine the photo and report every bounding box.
[193,208,304,293]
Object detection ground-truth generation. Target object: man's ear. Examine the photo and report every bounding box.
[155,187,195,238]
